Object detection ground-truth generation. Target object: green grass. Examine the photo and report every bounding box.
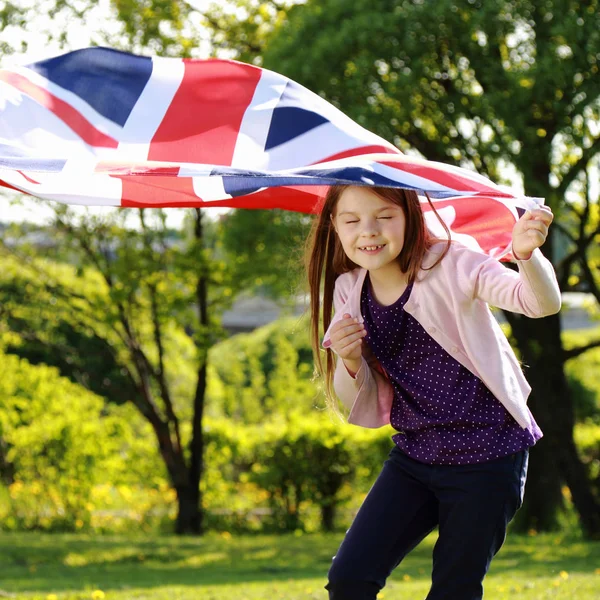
[1,530,599,599]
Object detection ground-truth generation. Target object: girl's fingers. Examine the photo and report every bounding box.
[330,321,365,341]
[528,208,553,226]
[331,330,366,353]
[526,221,549,237]
[338,338,362,359]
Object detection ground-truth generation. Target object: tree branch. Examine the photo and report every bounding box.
[564,338,600,362]
[577,250,600,305]
[556,136,600,198]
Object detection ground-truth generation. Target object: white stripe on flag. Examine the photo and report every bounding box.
[117,57,185,161]
[263,121,396,171]
[231,69,287,169]
[190,175,232,202]
[0,169,122,206]
[10,66,122,140]
[424,206,483,252]
[0,82,102,163]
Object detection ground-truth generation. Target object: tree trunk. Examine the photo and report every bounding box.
[506,310,565,531]
[321,503,336,532]
[506,308,600,538]
[0,437,14,485]
[175,483,202,534]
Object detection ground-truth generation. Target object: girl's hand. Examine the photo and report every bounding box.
[512,206,554,260]
[329,314,367,364]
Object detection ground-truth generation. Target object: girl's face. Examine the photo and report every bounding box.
[332,187,406,277]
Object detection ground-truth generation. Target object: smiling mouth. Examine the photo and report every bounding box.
[359,244,385,252]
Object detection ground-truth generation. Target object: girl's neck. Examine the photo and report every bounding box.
[367,265,409,306]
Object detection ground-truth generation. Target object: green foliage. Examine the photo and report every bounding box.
[0,246,200,412]
[575,421,600,502]
[563,327,600,422]
[202,413,394,533]
[111,0,195,56]
[201,418,263,532]
[249,416,353,531]
[208,315,320,422]
[217,208,311,301]
[203,0,292,63]
[0,351,148,531]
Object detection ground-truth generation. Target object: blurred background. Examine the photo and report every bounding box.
[0,1,599,598]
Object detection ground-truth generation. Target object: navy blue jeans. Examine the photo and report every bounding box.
[326,446,528,600]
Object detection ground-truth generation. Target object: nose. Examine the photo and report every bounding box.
[359,217,380,237]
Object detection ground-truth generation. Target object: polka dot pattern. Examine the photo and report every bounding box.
[361,277,542,465]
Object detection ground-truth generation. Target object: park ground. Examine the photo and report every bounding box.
[1,530,599,600]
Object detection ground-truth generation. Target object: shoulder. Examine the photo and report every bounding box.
[423,240,491,271]
[333,268,365,305]
[334,268,364,289]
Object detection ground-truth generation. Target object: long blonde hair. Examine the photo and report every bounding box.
[305,185,451,413]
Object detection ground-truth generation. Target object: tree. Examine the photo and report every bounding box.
[0,0,302,536]
[0,208,233,534]
[217,208,311,301]
[260,0,600,536]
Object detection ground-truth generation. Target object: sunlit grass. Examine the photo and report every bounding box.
[1,530,599,599]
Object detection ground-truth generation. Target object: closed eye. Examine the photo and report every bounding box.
[344,220,359,224]
[378,217,392,220]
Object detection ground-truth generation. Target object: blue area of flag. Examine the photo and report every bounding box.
[28,47,152,128]
[264,82,329,151]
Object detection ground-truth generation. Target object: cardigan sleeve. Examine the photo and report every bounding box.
[453,244,561,318]
[328,276,393,428]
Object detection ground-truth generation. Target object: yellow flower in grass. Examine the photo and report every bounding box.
[91,591,105,599]
[46,595,58,600]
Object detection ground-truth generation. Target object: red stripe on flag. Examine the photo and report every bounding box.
[117,174,199,208]
[424,196,515,256]
[116,177,324,212]
[0,178,33,195]
[96,161,181,177]
[0,71,119,149]
[185,185,326,213]
[17,170,40,184]
[148,59,262,165]
[381,158,508,196]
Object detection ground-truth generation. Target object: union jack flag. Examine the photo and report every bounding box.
[0,47,542,258]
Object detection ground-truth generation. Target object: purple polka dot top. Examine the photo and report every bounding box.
[361,277,542,465]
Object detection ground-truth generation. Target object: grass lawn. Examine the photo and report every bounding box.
[0,529,599,599]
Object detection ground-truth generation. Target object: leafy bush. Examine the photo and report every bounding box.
[208,315,321,423]
[0,351,168,532]
[563,327,600,422]
[574,421,600,500]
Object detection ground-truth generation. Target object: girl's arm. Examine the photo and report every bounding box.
[332,342,394,428]
[456,207,561,317]
[326,284,393,428]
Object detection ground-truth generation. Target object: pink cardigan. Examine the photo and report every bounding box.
[322,242,561,430]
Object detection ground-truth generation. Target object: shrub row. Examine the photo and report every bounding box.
[202,413,395,533]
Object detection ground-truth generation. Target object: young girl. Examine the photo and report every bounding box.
[306,185,560,600]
